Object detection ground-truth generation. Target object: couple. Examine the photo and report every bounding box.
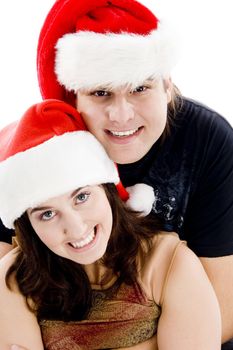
[0,99,221,349]
[0,0,233,348]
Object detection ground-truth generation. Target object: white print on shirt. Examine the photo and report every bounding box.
[152,188,184,228]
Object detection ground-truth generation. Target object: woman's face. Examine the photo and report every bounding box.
[27,185,113,266]
[77,78,172,164]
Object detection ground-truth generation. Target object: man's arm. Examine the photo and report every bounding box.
[200,255,233,343]
[0,250,44,350]
[0,242,13,259]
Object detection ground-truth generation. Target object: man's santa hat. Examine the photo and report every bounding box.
[37,0,178,105]
[0,100,132,229]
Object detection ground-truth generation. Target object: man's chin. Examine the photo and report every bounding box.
[109,144,151,165]
[113,152,146,165]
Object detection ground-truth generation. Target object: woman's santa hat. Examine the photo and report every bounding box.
[0,100,128,229]
[37,0,179,104]
[0,100,154,229]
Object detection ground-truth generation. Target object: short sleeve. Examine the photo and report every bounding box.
[184,114,233,257]
[0,219,14,244]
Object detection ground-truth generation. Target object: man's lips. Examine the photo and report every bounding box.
[106,126,143,138]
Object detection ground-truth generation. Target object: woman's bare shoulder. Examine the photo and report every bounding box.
[149,232,203,286]
[138,232,184,302]
[141,231,183,270]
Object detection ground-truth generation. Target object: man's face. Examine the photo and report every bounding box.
[77,79,172,164]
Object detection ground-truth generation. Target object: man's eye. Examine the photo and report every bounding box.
[41,211,55,221]
[132,86,148,93]
[92,90,109,97]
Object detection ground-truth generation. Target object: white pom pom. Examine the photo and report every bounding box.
[126,183,155,216]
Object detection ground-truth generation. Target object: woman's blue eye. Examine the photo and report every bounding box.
[41,211,55,221]
[75,192,90,203]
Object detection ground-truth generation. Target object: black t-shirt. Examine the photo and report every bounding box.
[1,98,233,257]
[118,98,233,257]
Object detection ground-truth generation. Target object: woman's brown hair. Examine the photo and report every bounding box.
[6,184,162,321]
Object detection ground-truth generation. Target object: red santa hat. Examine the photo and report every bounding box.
[37,0,178,104]
[0,99,130,229]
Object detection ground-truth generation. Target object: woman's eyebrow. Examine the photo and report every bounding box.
[70,187,82,199]
[29,206,51,215]
[29,188,84,214]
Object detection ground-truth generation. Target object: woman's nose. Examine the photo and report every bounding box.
[62,210,87,237]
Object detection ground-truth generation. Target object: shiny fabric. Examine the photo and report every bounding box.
[40,281,160,349]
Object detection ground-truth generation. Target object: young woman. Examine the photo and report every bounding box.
[0,100,221,350]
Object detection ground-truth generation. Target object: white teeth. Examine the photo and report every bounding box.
[110,128,139,137]
[70,230,95,249]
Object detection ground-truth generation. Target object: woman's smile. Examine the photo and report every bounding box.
[67,226,98,252]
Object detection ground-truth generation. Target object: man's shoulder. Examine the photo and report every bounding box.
[0,218,14,244]
[178,97,232,131]
[169,97,233,157]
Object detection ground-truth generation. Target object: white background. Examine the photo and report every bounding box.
[0,0,232,128]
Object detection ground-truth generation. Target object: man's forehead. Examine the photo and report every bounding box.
[79,78,159,93]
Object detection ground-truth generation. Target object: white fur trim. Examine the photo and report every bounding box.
[126,183,155,216]
[55,21,179,91]
[0,132,119,229]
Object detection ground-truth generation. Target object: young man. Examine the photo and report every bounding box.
[1,0,233,348]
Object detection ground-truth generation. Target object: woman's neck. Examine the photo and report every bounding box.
[83,261,115,289]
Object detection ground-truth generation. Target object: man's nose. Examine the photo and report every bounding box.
[106,97,135,124]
